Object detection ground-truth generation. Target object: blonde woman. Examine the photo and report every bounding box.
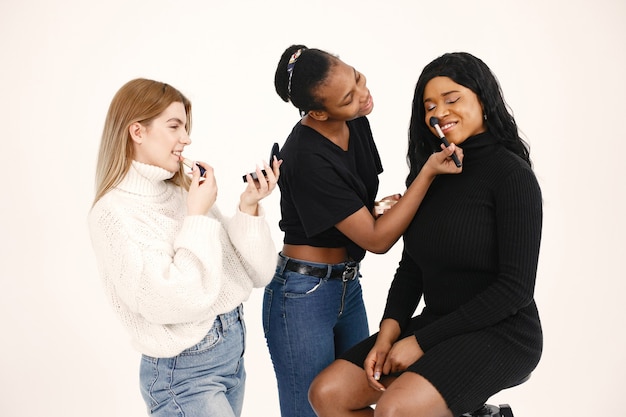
[88,78,280,417]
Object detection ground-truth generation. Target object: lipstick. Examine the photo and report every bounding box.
[182,158,206,177]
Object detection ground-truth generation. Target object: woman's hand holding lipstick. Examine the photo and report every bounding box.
[186,161,217,216]
[182,158,207,178]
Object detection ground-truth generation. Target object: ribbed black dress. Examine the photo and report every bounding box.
[341,132,543,416]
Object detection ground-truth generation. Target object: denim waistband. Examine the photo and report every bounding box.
[217,304,243,329]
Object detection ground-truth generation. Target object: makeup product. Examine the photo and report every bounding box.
[182,158,206,177]
[243,142,281,182]
[374,199,397,216]
[429,117,462,168]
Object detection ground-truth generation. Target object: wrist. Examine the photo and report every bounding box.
[239,202,259,216]
[417,163,437,180]
[379,319,401,340]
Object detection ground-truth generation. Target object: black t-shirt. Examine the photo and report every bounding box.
[278,116,383,262]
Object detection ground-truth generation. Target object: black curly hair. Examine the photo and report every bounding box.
[406,52,531,186]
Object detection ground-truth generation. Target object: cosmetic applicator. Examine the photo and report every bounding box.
[429,117,462,168]
[182,158,206,177]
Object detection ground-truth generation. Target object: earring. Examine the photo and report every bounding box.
[483,113,487,120]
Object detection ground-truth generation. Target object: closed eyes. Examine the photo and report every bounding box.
[425,96,461,111]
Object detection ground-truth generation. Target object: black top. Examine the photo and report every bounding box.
[277,116,383,262]
[383,131,543,351]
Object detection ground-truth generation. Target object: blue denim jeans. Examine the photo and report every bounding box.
[139,305,246,417]
[263,254,369,417]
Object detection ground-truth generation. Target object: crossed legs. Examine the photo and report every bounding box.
[309,359,453,417]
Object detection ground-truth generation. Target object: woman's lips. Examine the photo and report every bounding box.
[440,122,456,133]
[361,95,373,113]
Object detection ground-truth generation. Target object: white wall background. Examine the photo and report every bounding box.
[1,0,624,416]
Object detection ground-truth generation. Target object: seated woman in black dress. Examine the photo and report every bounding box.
[308,52,543,417]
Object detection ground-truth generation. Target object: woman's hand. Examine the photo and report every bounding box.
[239,156,282,216]
[364,339,393,392]
[382,336,424,375]
[421,143,464,178]
[373,194,401,218]
[364,319,402,391]
[187,162,217,215]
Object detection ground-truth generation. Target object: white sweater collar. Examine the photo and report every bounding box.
[117,161,176,196]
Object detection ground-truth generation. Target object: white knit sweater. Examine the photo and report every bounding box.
[88,161,276,358]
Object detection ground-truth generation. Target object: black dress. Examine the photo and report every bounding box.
[341,132,543,416]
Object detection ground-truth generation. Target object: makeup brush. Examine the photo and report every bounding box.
[429,117,462,167]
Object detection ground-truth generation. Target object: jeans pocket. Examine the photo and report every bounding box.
[284,272,323,298]
[182,324,221,355]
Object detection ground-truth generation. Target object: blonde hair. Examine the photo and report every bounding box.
[93,78,193,206]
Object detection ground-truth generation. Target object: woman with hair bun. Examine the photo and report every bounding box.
[264,45,463,417]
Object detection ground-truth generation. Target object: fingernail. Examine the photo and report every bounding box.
[374,372,380,380]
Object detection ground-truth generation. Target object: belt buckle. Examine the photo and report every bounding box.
[342,264,357,282]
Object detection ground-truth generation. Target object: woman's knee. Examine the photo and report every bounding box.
[309,360,364,412]
[373,373,452,417]
[308,365,337,410]
[374,393,406,417]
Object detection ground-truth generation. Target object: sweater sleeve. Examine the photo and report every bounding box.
[381,248,424,331]
[414,167,543,351]
[224,203,277,288]
[89,203,226,325]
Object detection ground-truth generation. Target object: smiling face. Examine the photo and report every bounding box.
[423,76,485,145]
[129,101,191,173]
[312,59,374,121]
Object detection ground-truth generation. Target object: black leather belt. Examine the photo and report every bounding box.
[282,258,359,281]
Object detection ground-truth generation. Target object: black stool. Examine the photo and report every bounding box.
[460,375,530,417]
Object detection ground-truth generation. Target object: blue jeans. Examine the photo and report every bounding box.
[139,305,246,417]
[263,254,369,417]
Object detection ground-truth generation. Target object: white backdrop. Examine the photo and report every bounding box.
[1,1,624,416]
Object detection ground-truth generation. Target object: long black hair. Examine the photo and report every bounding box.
[274,44,337,115]
[407,52,531,186]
